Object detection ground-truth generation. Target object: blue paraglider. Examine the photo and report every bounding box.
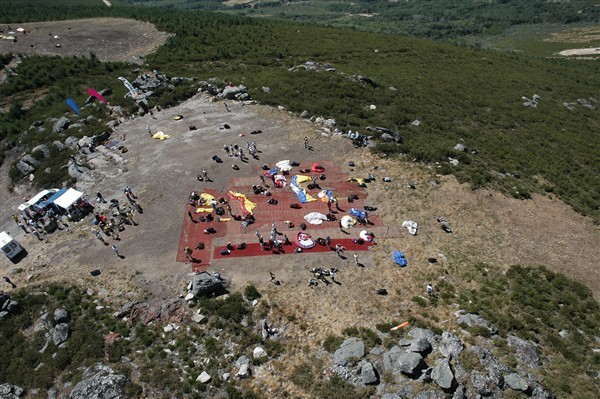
[393,250,408,267]
[66,98,80,116]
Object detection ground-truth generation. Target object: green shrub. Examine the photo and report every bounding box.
[322,335,344,353]
[243,285,261,301]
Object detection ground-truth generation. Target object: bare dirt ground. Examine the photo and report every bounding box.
[0,18,170,64]
[0,17,599,394]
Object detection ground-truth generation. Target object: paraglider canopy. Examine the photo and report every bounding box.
[341,215,356,229]
[295,232,315,249]
[303,212,328,225]
[393,250,408,267]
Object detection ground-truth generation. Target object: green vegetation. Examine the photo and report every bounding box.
[124,0,600,49]
[458,264,600,397]
[0,284,132,392]
[1,1,598,222]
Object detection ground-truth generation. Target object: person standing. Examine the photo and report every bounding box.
[112,244,121,258]
[184,246,194,262]
[11,214,20,226]
[202,169,209,181]
[426,283,433,296]
[353,252,359,266]
[96,192,107,203]
[325,235,331,248]
[304,136,309,149]
[146,125,152,137]
[3,276,16,289]
[93,229,108,245]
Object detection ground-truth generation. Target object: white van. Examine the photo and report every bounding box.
[0,231,24,262]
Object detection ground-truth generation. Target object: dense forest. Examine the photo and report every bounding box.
[1,0,599,223]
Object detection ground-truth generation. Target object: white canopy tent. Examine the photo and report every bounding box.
[53,188,84,210]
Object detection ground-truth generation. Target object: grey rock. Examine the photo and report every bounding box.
[381,394,400,399]
[196,371,211,383]
[452,385,466,399]
[52,141,66,151]
[54,308,69,323]
[457,313,497,335]
[323,119,336,128]
[407,327,439,347]
[6,300,19,313]
[408,338,431,353]
[471,371,495,396]
[253,347,267,360]
[370,346,384,356]
[359,360,378,385]
[68,123,83,130]
[32,144,51,158]
[454,143,468,152]
[504,373,529,392]
[52,116,71,133]
[0,383,23,398]
[222,85,248,100]
[191,272,229,297]
[64,136,79,149]
[439,332,464,359]
[0,311,9,321]
[48,387,57,399]
[333,337,365,366]
[507,335,541,369]
[53,323,69,346]
[352,74,378,87]
[558,329,569,338]
[288,61,335,72]
[107,105,124,116]
[432,358,454,389]
[235,355,250,368]
[413,390,446,399]
[16,159,35,175]
[532,386,555,399]
[116,301,138,318]
[236,363,250,379]
[68,364,127,399]
[384,348,425,376]
[191,313,206,324]
[30,120,44,129]
[21,154,41,168]
[261,86,271,94]
[300,110,309,118]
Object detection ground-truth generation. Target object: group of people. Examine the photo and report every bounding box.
[308,267,339,287]
[223,141,259,162]
[92,186,141,259]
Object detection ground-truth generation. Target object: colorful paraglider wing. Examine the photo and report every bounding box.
[393,250,408,267]
[66,98,80,116]
[118,77,137,98]
[295,232,315,249]
[290,175,316,203]
[87,88,107,104]
[341,215,356,229]
[350,208,367,219]
[228,191,256,215]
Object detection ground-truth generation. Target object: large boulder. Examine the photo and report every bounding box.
[68,364,127,399]
[359,360,378,385]
[408,338,431,353]
[191,272,228,297]
[471,371,496,396]
[504,373,529,392]
[439,332,463,359]
[253,347,267,360]
[196,371,211,384]
[53,323,69,346]
[52,116,71,133]
[54,308,69,324]
[32,144,50,158]
[333,337,365,366]
[457,312,497,334]
[0,383,24,398]
[431,358,454,389]
[221,85,248,100]
[384,347,425,376]
[236,363,250,379]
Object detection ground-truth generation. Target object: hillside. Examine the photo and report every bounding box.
[0,1,599,398]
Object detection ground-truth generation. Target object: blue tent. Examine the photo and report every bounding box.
[393,250,408,267]
[39,188,67,209]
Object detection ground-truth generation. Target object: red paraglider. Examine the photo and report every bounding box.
[87,88,107,104]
